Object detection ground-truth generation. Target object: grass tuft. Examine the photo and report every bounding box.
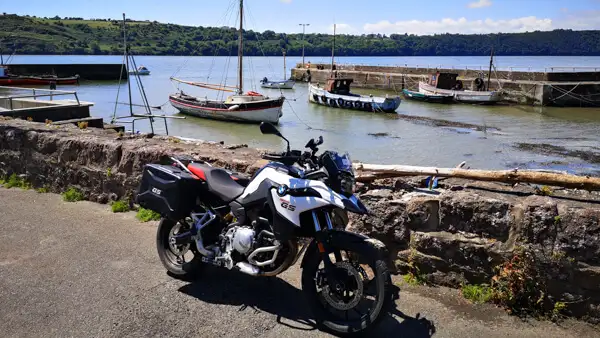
[110,200,130,213]
[36,186,49,193]
[62,187,84,202]
[3,174,31,189]
[461,284,494,304]
[136,207,161,222]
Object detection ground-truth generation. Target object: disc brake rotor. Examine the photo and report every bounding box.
[320,261,364,311]
[168,223,190,257]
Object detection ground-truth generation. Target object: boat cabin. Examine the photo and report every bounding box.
[325,78,353,95]
[428,72,463,90]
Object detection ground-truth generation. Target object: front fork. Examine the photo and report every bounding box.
[312,211,344,289]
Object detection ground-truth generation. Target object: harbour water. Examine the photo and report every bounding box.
[6,55,600,174]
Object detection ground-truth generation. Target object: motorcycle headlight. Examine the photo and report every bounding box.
[340,174,355,197]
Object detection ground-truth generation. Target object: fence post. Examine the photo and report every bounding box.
[9,97,13,110]
[32,89,36,100]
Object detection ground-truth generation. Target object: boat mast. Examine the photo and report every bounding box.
[331,24,336,74]
[283,49,286,79]
[237,0,244,94]
[487,45,494,91]
[123,13,133,117]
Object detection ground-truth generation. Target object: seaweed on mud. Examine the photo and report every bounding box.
[515,143,600,164]
[393,114,500,132]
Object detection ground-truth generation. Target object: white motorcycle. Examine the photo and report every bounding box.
[136,122,393,335]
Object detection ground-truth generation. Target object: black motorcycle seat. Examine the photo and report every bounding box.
[187,163,245,202]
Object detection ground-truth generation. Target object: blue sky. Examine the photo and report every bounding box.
[3,0,600,35]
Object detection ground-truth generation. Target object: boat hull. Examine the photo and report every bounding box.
[260,79,295,89]
[402,89,454,104]
[419,82,502,104]
[169,94,284,124]
[308,84,401,113]
[0,76,79,86]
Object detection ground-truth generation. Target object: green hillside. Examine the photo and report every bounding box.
[1,14,600,57]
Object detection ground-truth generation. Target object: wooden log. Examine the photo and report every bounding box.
[353,163,600,190]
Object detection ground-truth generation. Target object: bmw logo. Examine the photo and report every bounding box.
[277,185,288,196]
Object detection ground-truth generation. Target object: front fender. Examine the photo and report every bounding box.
[342,195,371,215]
[300,230,389,269]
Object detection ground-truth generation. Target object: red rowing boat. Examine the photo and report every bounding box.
[0,75,80,86]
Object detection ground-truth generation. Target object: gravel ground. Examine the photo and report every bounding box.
[0,188,598,338]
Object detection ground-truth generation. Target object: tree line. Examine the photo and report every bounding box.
[1,14,599,57]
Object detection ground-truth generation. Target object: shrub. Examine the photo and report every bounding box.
[136,207,161,222]
[62,187,84,202]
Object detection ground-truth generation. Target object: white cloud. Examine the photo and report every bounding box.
[468,0,492,8]
[280,0,292,3]
[329,23,358,34]
[555,10,600,30]
[363,16,554,35]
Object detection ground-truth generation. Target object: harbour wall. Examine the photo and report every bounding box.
[0,118,599,321]
[291,64,600,107]
[6,64,128,81]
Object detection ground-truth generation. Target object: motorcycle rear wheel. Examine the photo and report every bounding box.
[301,240,393,335]
[156,218,204,278]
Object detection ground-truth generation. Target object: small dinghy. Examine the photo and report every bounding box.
[259,49,295,89]
[260,77,295,89]
[402,88,453,104]
[129,66,150,75]
[309,78,401,113]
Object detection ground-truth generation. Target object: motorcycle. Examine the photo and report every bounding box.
[136,122,393,335]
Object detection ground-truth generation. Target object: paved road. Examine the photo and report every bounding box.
[0,188,598,338]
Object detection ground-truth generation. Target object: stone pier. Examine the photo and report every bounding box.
[292,64,600,107]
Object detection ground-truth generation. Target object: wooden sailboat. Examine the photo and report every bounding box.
[169,0,284,124]
[308,24,401,113]
[260,49,295,89]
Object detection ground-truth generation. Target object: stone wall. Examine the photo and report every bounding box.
[1,118,599,320]
[348,178,600,321]
[0,118,263,203]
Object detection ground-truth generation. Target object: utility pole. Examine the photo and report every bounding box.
[299,23,309,67]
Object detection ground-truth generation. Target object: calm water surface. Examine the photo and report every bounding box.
[6,55,600,174]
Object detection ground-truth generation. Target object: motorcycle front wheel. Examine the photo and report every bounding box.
[301,239,393,335]
[156,218,204,278]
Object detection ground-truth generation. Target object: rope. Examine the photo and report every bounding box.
[111,53,126,123]
[285,100,314,130]
[171,0,237,79]
[246,5,276,77]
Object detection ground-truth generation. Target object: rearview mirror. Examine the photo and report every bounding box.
[305,138,315,149]
[260,122,282,137]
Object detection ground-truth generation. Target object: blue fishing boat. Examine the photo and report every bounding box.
[309,78,401,113]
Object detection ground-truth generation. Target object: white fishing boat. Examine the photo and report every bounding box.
[259,49,295,90]
[169,0,284,124]
[129,66,150,75]
[309,78,401,113]
[419,72,502,104]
